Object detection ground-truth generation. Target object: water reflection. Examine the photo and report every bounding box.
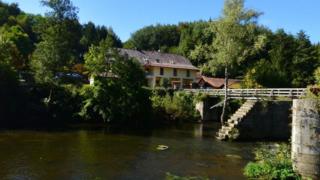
[193,123,203,138]
[0,124,265,180]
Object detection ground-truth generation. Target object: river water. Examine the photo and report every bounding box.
[0,123,266,180]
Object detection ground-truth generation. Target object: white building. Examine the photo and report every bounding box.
[119,49,199,89]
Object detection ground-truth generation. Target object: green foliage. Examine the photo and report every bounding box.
[0,1,20,26]
[80,41,150,124]
[243,59,290,88]
[244,144,301,180]
[242,67,263,88]
[178,21,213,66]
[206,0,264,76]
[0,62,22,126]
[40,0,78,21]
[314,67,320,85]
[0,38,19,88]
[151,90,200,121]
[124,21,214,67]
[290,31,318,87]
[243,30,319,88]
[124,24,180,52]
[80,21,122,53]
[84,38,116,76]
[30,0,82,84]
[159,78,170,88]
[125,0,318,88]
[0,25,33,68]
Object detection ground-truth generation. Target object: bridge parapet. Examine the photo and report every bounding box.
[185,88,306,99]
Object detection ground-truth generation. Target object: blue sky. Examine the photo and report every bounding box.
[3,0,320,43]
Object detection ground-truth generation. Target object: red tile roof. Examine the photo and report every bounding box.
[200,76,242,88]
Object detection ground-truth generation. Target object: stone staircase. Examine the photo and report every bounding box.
[216,100,258,140]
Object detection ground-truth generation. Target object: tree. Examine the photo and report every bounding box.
[317,43,320,62]
[291,31,318,87]
[30,0,81,84]
[0,35,21,124]
[124,24,180,52]
[0,25,33,69]
[314,67,320,85]
[0,1,20,26]
[80,22,122,56]
[244,30,318,88]
[81,39,149,124]
[84,38,117,77]
[40,0,78,21]
[209,0,264,124]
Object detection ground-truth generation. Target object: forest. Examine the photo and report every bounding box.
[0,0,320,127]
[124,19,320,88]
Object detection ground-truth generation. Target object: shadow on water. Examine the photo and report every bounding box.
[0,122,275,180]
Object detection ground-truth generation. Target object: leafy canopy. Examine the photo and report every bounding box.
[31,0,81,84]
[207,0,265,75]
[81,39,149,123]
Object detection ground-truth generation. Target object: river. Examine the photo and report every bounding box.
[0,123,267,180]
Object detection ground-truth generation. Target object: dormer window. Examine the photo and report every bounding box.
[156,59,160,63]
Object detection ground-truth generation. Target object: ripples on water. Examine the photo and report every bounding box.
[0,123,270,180]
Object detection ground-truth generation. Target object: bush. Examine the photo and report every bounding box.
[244,144,301,180]
[151,90,200,122]
[314,67,320,85]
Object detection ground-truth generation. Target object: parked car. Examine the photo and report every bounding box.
[54,72,89,84]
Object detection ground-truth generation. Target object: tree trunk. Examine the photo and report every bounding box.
[220,67,229,125]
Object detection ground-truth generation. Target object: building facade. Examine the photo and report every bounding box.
[119,49,199,89]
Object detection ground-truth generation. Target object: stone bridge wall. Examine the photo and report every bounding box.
[292,99,320,179]
[237,101,292,140]
[197,99,292,140]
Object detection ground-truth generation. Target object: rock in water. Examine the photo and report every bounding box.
[157,145,169,151]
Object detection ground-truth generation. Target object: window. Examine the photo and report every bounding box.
[160,68,164,75]
[186,70,190,77]
[173,68,177,76]
[145,68,152,75]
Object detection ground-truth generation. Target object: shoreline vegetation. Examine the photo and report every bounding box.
[0,0,319,179]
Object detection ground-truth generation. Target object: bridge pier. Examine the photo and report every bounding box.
[292,99,320,179]
[196,97,221,122]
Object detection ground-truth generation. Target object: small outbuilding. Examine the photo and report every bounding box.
[198,76,242,89]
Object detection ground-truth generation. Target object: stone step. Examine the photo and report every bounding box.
[232,113,245,117]
[233,112,247,117]
[228,118,241,124]
[242,104,255,107]
[219,128,229,134]
[222,126,233,131]
[230,120,241,126]
[216,136,225,140]
[216,100,258,141]
[227,122,236,128]
[217,132,227,139]
[235,109,249,114]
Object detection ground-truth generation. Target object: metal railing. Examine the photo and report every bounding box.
[184,88,307,99]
